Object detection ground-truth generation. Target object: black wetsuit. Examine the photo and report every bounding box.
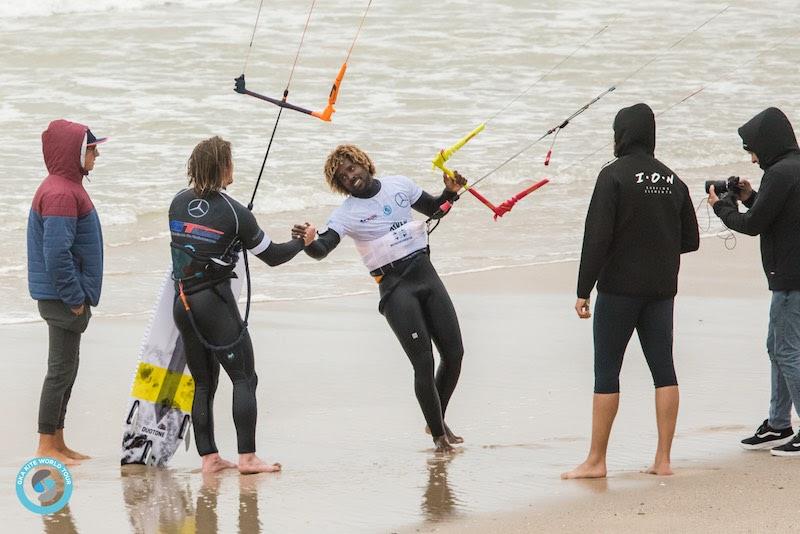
[305,180,463,439]
[577,103,699,394]
[169,188,304,455]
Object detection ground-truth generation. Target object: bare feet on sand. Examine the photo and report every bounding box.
[642,463,673,476]
[238,453,282,475]
[35,448,80,466]
[425,423,464,444]
[561,460,607,480]
[201,453,238,473]
[55,431,90,460]
[433,435,460,454]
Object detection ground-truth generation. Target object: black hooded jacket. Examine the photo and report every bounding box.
[713,107,800,291]
[577,103,700,299]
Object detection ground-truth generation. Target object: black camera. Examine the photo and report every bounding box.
[705,176,742,197]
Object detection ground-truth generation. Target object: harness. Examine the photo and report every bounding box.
[171,198,252,353]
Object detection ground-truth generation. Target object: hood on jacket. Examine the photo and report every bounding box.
[41,119,89,182]
[613,103,656,158]
[738,107,799,170]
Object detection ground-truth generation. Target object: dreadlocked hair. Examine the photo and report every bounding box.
[187,136,232,197]
[323,144,376,195]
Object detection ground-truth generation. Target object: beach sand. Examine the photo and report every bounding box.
[410,450,800,533]
[4,234,796,533]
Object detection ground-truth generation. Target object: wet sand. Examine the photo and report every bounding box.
[3,234,790,533]
[410,449,800,533]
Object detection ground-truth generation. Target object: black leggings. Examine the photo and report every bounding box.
[173,281,258,455]
[593,292,678,394]
[380,256,464,438]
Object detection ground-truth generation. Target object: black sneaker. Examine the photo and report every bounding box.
[771,430,800,457]
[740,419,794,450]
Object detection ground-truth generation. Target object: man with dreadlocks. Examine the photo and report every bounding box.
[293,144,467,452]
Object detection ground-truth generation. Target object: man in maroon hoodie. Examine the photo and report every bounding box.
[27,119,106,464]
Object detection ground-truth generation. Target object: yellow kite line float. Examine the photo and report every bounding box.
[431,5,731,222]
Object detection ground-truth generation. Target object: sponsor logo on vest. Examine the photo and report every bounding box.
[395,192,410,208]
[188,199,210,218]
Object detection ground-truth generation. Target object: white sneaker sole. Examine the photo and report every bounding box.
[770,447,800,457]
[740,435,794,450]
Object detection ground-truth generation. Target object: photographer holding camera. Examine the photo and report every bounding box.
[709,107,800,456]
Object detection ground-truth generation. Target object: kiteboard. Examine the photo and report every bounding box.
[120,259,245,466]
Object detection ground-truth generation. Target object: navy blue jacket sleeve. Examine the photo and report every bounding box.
[42,213,86,306]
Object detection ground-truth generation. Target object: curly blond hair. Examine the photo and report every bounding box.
[323,144,376,195]
[187,136,232,197]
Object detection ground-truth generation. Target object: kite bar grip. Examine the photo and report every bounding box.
[544,149,552,166]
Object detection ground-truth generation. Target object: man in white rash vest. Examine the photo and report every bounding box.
[295,144,467,452]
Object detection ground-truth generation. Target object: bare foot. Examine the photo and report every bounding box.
[201,453,238,473]
[425,423,464,444]
[35,448,80,466]
[642,463,673,476]
[60,447,91,460]
[54,432,90,460]
[433,435,459,454]
[238,453,282,475]
[561,460,607,480]
[444,423,464,444]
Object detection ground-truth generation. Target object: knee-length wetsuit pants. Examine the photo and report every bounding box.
[173,280,258,456]
[593,292,678,394]
[378,254,464,438]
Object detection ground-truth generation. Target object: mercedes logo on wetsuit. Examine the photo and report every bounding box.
[187,199,210,218]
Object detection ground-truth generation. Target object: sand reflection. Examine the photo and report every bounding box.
[121,466,194,533]
[42,504,79,534]
[120,466,267,533]
[422,456,461,523]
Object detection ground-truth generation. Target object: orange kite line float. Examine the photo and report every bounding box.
[234,0,372,122]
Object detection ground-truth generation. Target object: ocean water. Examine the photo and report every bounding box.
[2,3,800,532]
[1,0,798,324]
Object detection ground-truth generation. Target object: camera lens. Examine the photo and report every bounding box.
[704,180,728,194]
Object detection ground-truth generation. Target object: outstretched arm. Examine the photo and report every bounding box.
[238,202,315,267]
[300,227,341,260]
[255,239,304,266]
